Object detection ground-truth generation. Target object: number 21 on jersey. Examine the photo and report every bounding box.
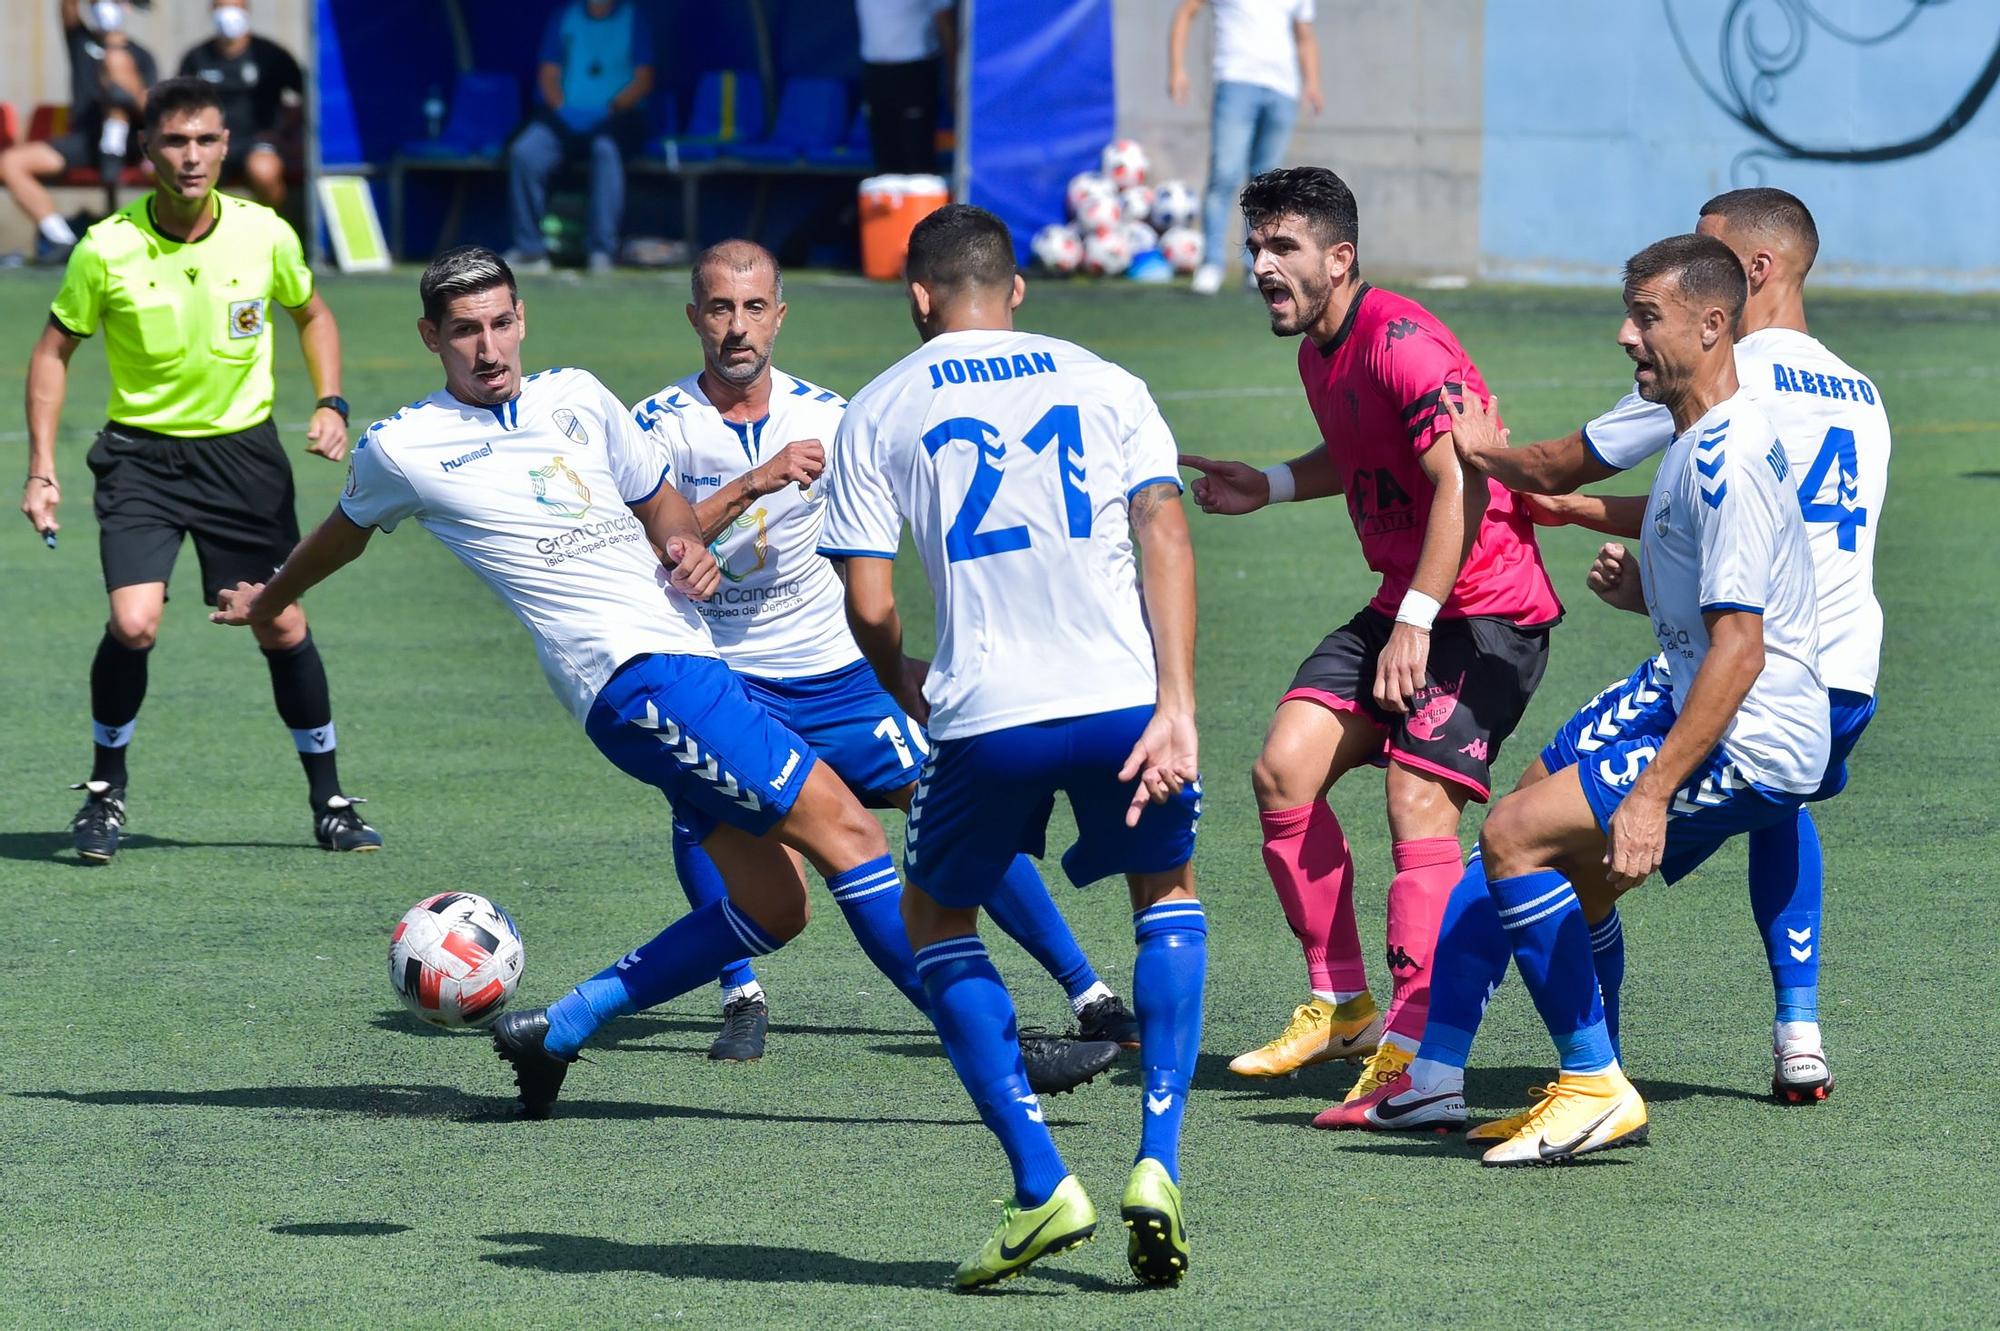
[925,404,1090,563]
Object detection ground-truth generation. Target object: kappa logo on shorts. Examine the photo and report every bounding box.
[1404,673,1465,742]
[553,408,590,446]
[228,298,266,339]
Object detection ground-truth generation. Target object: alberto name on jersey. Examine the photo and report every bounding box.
[815,328,1184,742]
[634,368,858,680]
[341,367,715,723]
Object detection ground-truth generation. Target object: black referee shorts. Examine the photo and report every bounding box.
[87,418,301,605]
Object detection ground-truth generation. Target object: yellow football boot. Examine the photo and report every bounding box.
[1227,995,1382,1077]
[1121,1159,1190,1286]
[1340,1040,1414,1103]
[1465,1086,1549,1143]
[952,1175,1097,1290]
[1478,1068,1649,1166]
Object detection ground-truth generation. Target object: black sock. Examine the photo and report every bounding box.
[263,633,343,809]
[90,631,150,786]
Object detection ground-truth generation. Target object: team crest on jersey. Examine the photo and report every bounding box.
[712,506,771,582]
[553,408,590,446]
[228,299,266,339]
[529,456,593,520]
[1654,494,1672,537]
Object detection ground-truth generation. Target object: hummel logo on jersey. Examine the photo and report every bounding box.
[442,442,493,473]
[1384,317,1419,343]
[1386,945,1417,972]
[1146,1091,1175,1116]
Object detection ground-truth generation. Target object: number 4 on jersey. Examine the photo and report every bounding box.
[1797,426,1866,551]
[926,405,1090,563]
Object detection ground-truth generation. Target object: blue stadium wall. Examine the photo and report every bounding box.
[1479,1,2000,290]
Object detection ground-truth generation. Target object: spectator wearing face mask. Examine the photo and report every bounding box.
[177,0,306,210]
[504,0,658,276]
[0,0,159,263]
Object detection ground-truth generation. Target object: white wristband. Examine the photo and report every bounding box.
[1395,589,1442,631]
[1262,463,1296,505]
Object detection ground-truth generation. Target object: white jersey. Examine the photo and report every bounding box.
[816,328,1184,741]
[1584,327,1889,695]
[341,367,715,724]
[1210,0,1315,100]
[636,369,859,680]
[1640,392,1827,793]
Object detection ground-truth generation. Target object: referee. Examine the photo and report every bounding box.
[20,76,380,863]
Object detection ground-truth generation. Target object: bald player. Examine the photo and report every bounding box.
[1453,188,1889,1103]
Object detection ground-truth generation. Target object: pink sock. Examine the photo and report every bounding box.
[1259,802,1367,994]
[1381,837,1463,1044]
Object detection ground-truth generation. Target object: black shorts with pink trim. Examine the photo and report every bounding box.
[1282,606,1552,801]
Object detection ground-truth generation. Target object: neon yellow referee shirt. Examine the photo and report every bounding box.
[50,192,314,438]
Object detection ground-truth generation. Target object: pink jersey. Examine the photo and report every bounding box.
[1298,284,1562,627]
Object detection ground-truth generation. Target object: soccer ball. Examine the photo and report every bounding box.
[1075,189,1121,230]
[1121,218,1158,258]
[1082,225,1133,276]
[1119,184,1156,224]
[1101,138,1149,189]
[1159,225,1205,275]
[388,891,525,1029]
[1066,170,1115,216]
[1031,223,1084,275]
[1151,179,1198,232]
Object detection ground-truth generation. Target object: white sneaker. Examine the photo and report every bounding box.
[502,249,552,276]
[587,252,615,276]
[1189,264,1223,295]
[1773,1024,1832,1103]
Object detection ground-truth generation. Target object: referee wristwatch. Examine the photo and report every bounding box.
[316,395,351,422]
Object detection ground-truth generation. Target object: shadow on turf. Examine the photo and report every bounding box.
[0,831,310,863]
[477,1232,1133,1293]
[14,1084,976,1128]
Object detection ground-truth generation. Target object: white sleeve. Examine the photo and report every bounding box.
[1122,392,1184,501]
[1582,390,1675,472]
[1695,430,1786,616]
[816,404,903,559]
[637,399,698,505]
[338,427,421,532]
[597,379,673,505]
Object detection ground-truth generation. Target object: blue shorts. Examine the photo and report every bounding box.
[903,706,1202,908]
[741,659,927,805]
[1814,688,1876,802]
[1539,656,1810,884]
[586,653,819,842]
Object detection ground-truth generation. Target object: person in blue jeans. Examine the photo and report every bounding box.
[1168,0,1321,294]
[505,0,656,275]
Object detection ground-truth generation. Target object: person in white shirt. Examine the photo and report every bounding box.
[209,245,914,1122]
[1168,0,1322,294]
[1453,189,1884,1102]
[856,0,955,173]
[1366,234,1829,1165]
[815,204,1203,1289]
[633,239,1140,1070]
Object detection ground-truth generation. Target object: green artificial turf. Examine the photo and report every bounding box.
[1,266,1995,1328]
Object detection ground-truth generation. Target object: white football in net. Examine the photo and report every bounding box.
[1101,138,1149,190]
[1150,179,1198,232]
[388,891,525,1029]
[1031,223,1085,274]
[1159,226,1206,274]
[1082,224,1133,276]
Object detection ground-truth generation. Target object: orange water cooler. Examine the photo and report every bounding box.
[858,174,950,281]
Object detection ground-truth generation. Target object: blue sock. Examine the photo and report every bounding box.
[1490,869,1616,1074]
[1750,808,1822,1024]
[1589,908,1625,1060]
[915,936,1068,1208]
[1414,853,1511,1069]
[542,900,779,1058]
[672,818,757,995]
[1133,900,1206,1182]
[827,855,930,1015]
[985,854,1100,1002]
